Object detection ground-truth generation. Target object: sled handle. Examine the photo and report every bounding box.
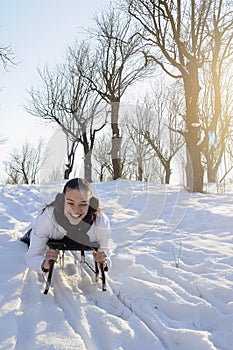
[43,260,55,295]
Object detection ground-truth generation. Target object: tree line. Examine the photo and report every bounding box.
[2,1,233,192]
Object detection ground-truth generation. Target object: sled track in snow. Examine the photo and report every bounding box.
[69,256,220,350]
[106,276,169,349]
[15,269,39,350]
[50,255,165,349]
[16,267,87,350]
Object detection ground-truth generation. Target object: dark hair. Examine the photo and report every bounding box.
[63,178,92,197]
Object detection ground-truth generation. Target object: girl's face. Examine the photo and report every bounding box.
[64,188,90,225]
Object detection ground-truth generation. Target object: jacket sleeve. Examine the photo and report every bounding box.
[26,209,53,273]
[88,211,112,267]
[93,212,111,249]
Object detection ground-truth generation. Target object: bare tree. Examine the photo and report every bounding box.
[0,43,16,70]
[124,82,184,184]
[124,102,155,181]
[47,166,65,183]
[64,137,79,179]
[26,42,106,182]
[220,132,233,183]
[4,139,45,184]
[76,7,150,180]
[92,129,132,181]
[92,134,112,181]
[124,0,233,192]
[200,62,233,183]
[217,89,233,184]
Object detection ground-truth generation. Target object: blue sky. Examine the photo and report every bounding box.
[0,0,109,180]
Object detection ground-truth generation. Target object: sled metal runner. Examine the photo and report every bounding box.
[43,237,107,295]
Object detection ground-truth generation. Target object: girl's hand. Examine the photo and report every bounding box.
[93,250,107,264]
[43,249,59,269]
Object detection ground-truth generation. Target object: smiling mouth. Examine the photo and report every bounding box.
[70,213,82,218]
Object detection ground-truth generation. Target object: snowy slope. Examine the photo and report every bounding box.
[0,180,233,350]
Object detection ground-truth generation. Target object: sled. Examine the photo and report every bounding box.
[43,236,107,294]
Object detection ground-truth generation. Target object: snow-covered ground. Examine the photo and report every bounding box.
[0,179,232,350]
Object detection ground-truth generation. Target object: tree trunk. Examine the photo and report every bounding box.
[99,165,104,182]
[64,140,78,180]
[207,167,218,183]
[183,58,204,192]
[185,140,204,192]
[165,163,171,184]
[138,159,143,181]
[83,146,92,183]
[111,101,122,179]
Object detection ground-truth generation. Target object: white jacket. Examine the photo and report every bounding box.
[26,206,111,273]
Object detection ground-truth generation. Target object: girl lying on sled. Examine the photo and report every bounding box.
[23,178,111,276]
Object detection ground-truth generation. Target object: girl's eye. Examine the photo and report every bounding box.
[67,202,88,207]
